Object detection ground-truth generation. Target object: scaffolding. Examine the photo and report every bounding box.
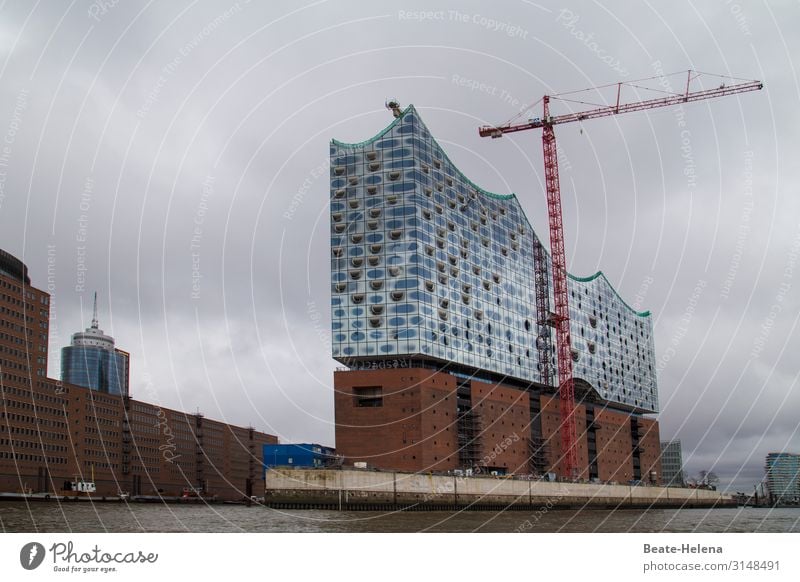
[528,433,550,476]
[528,393,550,475]
[456,380,484,471]
[194,413,206,493]
[630,417,642,481]
[533,236,553,388]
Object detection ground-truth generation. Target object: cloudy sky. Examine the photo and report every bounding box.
[0,0,797,493]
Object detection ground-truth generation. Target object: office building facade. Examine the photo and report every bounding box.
[61,297,129,396]
[660,440,684,487]
[331,105,661,480]
[765,452,800,505]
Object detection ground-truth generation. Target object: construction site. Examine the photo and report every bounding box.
[327,71,763,489]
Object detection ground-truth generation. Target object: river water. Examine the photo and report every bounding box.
[0,503,798,533]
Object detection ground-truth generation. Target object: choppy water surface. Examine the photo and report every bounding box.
[1,503,798,533]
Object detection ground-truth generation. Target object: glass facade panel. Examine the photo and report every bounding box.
[766,453,800,504]
[61,346,128,396]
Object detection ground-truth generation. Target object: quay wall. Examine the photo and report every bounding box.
[264,469,734,510]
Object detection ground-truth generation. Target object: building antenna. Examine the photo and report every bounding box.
[91,291,99,329]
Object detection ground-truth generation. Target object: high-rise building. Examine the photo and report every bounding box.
[331,105,661,480]
[765,452,800,505]
[61,293,129,396]
[0,249,64,495]
[660,440,684,487]
[0,248,277,499]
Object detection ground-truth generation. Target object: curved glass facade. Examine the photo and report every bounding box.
[330,105,658,413]
[61,346,128,396]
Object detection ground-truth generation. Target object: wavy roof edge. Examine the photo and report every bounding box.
[568,271,651,317]
[330,105,651,319]
[331,104,514,201]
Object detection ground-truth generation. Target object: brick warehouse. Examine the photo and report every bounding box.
[0,248,276,500]
[330,106,662,482]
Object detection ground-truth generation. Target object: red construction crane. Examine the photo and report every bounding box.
[479,70,763,479]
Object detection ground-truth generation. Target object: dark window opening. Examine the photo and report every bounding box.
[353,386,383,407]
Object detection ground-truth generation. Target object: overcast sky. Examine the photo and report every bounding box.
[0,0,798,493]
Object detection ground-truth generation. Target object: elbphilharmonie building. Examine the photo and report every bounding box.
[331,105,661,481]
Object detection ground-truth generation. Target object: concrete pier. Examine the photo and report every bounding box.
[264,468,734,511]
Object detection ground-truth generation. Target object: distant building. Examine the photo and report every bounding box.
[263,443,336,473]
[61,293,129,396]
[660,440,684,487]
[765,452,800,505]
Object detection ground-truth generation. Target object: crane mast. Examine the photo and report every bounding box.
[541,95,578,477]
[479,70,763,479]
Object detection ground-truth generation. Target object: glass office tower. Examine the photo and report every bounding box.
[660,440,685,486]
[765,452,800,504]
[61,294,129,396]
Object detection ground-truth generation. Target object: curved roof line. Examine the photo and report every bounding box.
[568,270,651,317]
[331,104,514,201]
[331,106,650,319]
[0,248,30,284]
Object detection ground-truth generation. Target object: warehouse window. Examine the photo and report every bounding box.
[353,386,383,408]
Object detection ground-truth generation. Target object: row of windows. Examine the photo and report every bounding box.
[129,423,159,435]
[0,398,65,417]
[82,460,117,470]
[85,427,119,441]
[0,301,37,322]
[130,402,159,414]
[129,413,159,424]
[84,437,121,448]
[170,423,195,435]
[0,343,38,362]
[130,465,159,473]
[84,403,118,417]
[0,451,65,463]
[0,278,24,294]
[0,438,67,452]
[0,357,29,372]
[2,425,66,440]
[0,331,36,351]
[127,434,160,446]
[128,445,163,456]
[0,317,30,335]
[130,456,164,468]
[88,393,121,407]
[36,380,67,393]
[0,283,48,308]
[84,415,118,427]
[1,412,67,430]
[83,449,120,459]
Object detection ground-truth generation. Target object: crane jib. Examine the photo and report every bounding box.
[479,79,763,137]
